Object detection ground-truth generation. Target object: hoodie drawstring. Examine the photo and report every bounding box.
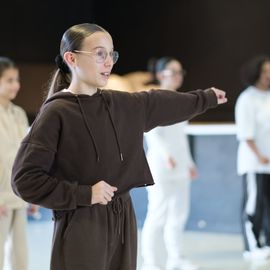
[112,195,125,244]
[75,91,124,163]
[100,90,124,162]
[76,97,100,162]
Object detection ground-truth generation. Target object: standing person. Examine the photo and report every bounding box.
[141,57,199,270]
[0,57,28,270]
[11,23,227,270]
[235,55,270,260]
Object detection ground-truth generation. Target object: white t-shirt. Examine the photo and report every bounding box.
[235,86,270,175]
[145,121,194,181]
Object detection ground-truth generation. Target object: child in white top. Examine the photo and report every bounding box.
[235,55,270,260]
[142,57,198,270]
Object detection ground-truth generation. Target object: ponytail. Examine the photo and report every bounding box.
[46,54,71,99]
[46,68,71,99]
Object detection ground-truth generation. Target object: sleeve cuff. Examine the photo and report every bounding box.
[76,185,92,206]
[205,89,218,108]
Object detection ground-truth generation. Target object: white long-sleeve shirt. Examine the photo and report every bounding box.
[235,86,270,175]
[145,121,194,181]
[0,102,28,208]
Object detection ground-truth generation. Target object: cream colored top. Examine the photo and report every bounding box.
[235,86,270,175]
[0,102,28,209]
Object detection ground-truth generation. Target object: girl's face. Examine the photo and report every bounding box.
[0,68,20,101]
[257,61,270,88]
[158,60,184,91]
[70,32,115,89]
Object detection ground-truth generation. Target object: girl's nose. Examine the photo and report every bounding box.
[104,55,113,67]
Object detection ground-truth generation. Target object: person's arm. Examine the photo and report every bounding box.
[136,87,226,132]
[235,93,268,164]
[181,122,198,179]
[246,139,269,164]
[0,161,5,207]
[11,104,94,210]
[181,122,195,167]
[145,128,176,169]
[0,205,7,218]
[145,128,170,157]
[12,104,117,209]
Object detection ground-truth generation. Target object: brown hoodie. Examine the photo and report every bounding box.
[11,88,217,210]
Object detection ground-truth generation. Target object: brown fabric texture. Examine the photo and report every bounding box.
[11,88,217,269]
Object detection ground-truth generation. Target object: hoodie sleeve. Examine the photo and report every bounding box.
[11,103,92,210]
[136,88,218,132]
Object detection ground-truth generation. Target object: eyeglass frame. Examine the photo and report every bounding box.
[72,48,119,64]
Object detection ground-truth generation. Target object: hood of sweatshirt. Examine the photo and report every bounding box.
[45,89,124,164]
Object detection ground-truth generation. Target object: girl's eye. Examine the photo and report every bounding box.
[96,50,106,58]
[6,78,19,83]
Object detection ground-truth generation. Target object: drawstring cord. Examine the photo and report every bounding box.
[100,91,124,162]
[76,96,100,162]
[75,91,124,163]
[112,196,125,244]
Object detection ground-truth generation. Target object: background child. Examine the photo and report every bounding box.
[0,57,28,270]
[142,57,199,270]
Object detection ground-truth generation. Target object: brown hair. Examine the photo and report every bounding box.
[47,23,107,99]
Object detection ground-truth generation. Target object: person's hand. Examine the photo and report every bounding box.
[189,166,198,180]
[28,204,40,215]
[166,156,176,170]
[28,204,42,220]
[0,205,7,219]
[210,87,227,104]
[258,154,270,165]
[91,181,118,205]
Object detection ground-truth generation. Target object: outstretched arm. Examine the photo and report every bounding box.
[137,87,227,132]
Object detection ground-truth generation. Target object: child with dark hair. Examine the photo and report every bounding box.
[141,57,198,270]
[236,55,270,260]
[11,23,227,270]
[0,57,28,270]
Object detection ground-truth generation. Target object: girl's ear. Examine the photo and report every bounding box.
[63,52,76,69]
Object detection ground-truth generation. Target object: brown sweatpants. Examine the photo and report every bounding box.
[50,192,137,270]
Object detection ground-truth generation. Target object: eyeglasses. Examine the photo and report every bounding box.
[73,48,119,64]
[162,69,186,77]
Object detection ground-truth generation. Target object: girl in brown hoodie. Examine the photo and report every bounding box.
[11,23,227,270]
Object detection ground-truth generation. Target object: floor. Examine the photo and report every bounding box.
[4,220,270,270]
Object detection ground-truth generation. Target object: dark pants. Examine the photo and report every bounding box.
[242,173,270,251]
[50,192,137,270]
